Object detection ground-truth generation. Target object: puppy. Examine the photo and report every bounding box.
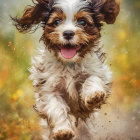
[12,0,120,139]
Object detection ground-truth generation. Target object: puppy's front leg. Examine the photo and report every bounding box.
[80,76,106,111]
[35,93,74,140]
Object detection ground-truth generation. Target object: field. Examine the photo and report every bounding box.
[0,0,140,139]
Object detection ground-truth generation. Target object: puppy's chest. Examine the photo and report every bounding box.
[56,69,89,95]
[57,70,90,118]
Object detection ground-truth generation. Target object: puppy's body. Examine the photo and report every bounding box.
[30,44,111,139]
[13,0,120,139]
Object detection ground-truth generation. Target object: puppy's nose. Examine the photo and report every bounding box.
[63,30,75,40]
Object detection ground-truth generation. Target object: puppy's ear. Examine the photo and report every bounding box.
[12,0,52,33]
[101,0,120,24]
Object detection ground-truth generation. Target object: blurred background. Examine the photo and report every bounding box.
[0,0,140,139]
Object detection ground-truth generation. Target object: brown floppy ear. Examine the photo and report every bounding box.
[101,0,120,24]
[12,0,52,33]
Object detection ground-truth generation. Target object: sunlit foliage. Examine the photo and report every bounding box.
[0,0,140,139]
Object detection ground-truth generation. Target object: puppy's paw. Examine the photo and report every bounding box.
[85,91,105,109]
[53,129,74,140]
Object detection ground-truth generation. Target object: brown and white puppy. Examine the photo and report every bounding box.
[12,0,120,139]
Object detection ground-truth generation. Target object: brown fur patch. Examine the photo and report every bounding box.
[12,0,50,32]
[102,0,120,24]
[74,11,94,25]
[53,130,74,140]
[42,9,66,57]
[86,91,105,109]
[44,8,66,45]
[75,72,90,92]
[47,8,66,25]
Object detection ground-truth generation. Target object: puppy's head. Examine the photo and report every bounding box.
[12,0,120,63]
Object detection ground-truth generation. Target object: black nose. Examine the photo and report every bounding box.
[63,30,75,40]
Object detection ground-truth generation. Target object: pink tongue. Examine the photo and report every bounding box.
[61,48,77,59]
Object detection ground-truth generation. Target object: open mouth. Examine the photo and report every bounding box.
[59,44,81,59]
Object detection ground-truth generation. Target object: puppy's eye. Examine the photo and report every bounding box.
[53,19,62,26]
[78,19,87,26]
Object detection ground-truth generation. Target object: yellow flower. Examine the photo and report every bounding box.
[16,89,23,96]
[11,89,23,101]
[11,94,18,101]
[0,79,3,88]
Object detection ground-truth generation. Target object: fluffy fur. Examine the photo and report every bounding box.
[12,0,120,139]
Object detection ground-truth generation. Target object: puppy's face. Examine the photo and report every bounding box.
[43,0,100,63]
[13,0,120,63]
